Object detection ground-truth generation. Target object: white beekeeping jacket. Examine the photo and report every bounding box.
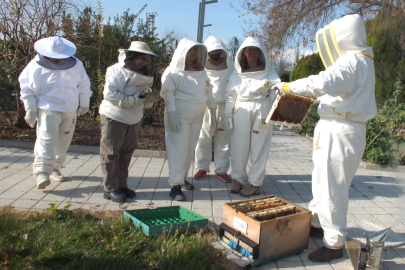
[224,37,280,116]
[204,35,234,103]
[160,37,216,112]
[288,14,377,122]
[99,52,154,125]
[19,55,92,112]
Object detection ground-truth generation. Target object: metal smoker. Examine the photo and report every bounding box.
[365,228,391,269]
[345,227,391,270]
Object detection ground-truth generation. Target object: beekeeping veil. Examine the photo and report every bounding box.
[123,41,157,76]
[316,14,373,69]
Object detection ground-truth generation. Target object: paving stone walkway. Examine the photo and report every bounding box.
[0,130,404,269]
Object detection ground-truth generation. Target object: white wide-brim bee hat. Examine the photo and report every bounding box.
[34,36,76,59]
[125,41,157,56]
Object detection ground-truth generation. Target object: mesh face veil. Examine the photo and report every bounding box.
[206,50,228,70]
[124,51,156,77]
[238,46,266,73]
[316,23,343,69]
[178,45,207,71]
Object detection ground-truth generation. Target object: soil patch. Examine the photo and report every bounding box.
[1,111,166,150]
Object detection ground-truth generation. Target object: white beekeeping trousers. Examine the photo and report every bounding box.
[309,118,366,249]
[230,99,273,186]
[33,109,77,175]
[195,102,231,173]
[165,100,206,187]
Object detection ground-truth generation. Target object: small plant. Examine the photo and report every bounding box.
[47,203,73,219]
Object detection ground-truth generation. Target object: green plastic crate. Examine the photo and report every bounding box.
[123,206,208,236]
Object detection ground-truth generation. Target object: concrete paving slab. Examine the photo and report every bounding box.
[0,130,404,269]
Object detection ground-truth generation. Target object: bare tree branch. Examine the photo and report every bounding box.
[239,0,405,55]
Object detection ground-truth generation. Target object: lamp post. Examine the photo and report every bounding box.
[197,0,218,42]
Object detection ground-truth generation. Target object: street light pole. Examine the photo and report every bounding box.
[197,0,218,42]
[197,2,202,42]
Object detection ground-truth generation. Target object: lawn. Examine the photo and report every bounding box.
[0,206,238,270]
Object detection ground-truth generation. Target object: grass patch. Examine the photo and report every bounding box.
[0,206,238,270]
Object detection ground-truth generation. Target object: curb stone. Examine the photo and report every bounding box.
[0,140,167,158]
[359,161,405,173]
[294,133,405,173]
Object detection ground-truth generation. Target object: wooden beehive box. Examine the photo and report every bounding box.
[220,195,311,264]
[265,93,316,127]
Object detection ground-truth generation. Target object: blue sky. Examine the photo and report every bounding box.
[96,0,255,46]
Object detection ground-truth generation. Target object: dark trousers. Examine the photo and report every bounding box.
[100,115,138,192]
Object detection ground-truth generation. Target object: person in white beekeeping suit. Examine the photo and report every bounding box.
[224,37,281,197]
[161,38,217,201]
[19,36,92,189]
[99,41,159,203]
[272,14,377,262]
[194,36,234,183]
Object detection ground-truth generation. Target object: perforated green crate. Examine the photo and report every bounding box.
[123,206,208,236]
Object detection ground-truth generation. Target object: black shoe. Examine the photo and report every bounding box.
[183,180,194,190]
[310,226,324,239]
[120,187,136,199]
[308,246,343,262]
[169,185,186,201]
[104,190,127,203]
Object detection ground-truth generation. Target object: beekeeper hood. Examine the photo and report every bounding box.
[316,14,373,69]
[123,41,157,76]
[235,37,268,74]
[34,36,77,70]
[234,37,279,84]
[204,35,232,71]
[168,37,207,72]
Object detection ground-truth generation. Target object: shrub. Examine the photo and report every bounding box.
[295,104,319,137]
[364,80,405,166]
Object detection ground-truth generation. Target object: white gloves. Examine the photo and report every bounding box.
[222,115,233,132]
[24,110,37,128]
[119,95,139,109]
[210,109,216,129]
[77,106,89,116]
[167,111,180,133]
[258,86,270,96]
[271,83,288,96]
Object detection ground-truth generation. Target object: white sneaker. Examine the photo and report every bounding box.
[50,169,66,182]
[37,173,51,189]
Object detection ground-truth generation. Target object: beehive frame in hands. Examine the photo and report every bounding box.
[265,92,317,127]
